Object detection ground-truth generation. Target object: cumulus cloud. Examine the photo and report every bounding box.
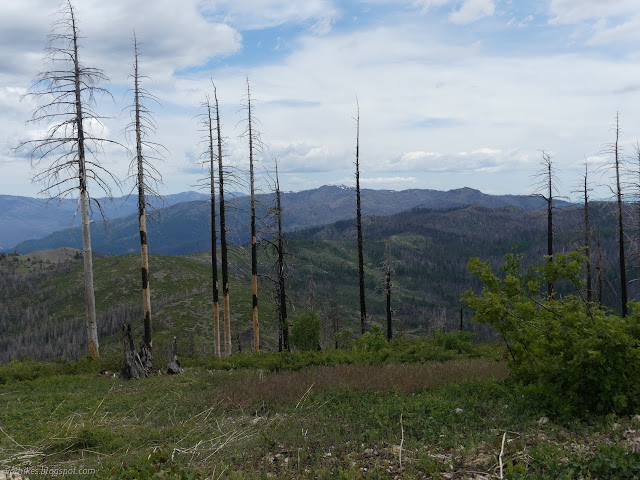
[449,0,495,24]
[199,0,338,32]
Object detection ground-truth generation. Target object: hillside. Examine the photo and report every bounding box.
[0,250,277,363]
[2,200,632,363]
[0,191,210,250]
[10,185,573,255]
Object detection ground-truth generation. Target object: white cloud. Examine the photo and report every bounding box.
[199,0,338,31]
[549,0,640,24]
[360,176,417,185]
[449,0,495,24]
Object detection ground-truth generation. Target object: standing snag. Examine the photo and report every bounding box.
[242,76,262,352]
[274,161,289,351]
[354,99,367,334]
[611,113,628,316]
[126,34,165,373]
[18,0,119,357]
[214,85,232,357]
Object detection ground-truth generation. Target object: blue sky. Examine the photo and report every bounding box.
[2,0,640,200]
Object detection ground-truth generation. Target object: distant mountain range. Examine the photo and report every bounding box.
[6,186,572,255]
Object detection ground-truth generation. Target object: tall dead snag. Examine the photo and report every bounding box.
[127,34,164,373]
[355,99,367,334]
[214,85,232,357]
[383,242,394,341]
[201,94,220,357]
[274,162,289,352]
[582,159,593,303]
[533,151,558,299]
[243,77,261,352]
[612,113,628,316]
[19,1,119,357]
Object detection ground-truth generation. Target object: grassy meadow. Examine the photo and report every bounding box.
[1,337,639,479]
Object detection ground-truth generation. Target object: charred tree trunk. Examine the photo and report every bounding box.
[246,77,259,352]
[167,336,183,375]
[543,152,555,299]
[120,324,146,380]
[205,98,221,357]
[133,36,152,372]
[614,114,628,317]
[213,86,232,358]
[275,163,289,352]
[355,100,367,334]
[583,161,592,303]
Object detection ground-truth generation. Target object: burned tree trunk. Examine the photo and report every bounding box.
[582,160,593,303]
[383,242,393,341]
[355,100,367,334]
[543,152,555,298]
[120,324,146,380]
[245,77,260,352]
[203,96,220,357]
[127,35,165,373]
[167,336,183,375]
[613,114,628,316]
[275,162,289,351]
[214,86,232,358]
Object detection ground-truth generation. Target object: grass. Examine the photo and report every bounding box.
[1,343,639,479]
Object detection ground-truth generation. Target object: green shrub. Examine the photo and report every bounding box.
[464,251,640,417]
[289,310,321,351]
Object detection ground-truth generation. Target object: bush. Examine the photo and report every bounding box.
[290,310,321,351]
[464,251,640,417]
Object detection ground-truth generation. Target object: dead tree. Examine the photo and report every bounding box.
[18,1,119,357]
[120,324,146,380]
[612,113,628,316]
[200,94,221,357]
[354,99,367,334]
[573,158,593,302]
[582,160,593,303]
[213,86,233,358]
[126,34,165,372]
[274,162,289,351]
[383,242,394,341]
[532,151,559,298]
[167,336,184,375]
[242,76,262,352]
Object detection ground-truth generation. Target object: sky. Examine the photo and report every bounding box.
[2,0,640,200]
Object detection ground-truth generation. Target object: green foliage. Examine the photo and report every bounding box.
[464,251,640,417]
[289,310,321,351]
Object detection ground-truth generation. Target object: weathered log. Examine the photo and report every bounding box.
[167,336,183,375]
[120,324,147,380]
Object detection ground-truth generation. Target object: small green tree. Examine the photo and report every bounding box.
[464,251,640,417]
[289,310,321,351]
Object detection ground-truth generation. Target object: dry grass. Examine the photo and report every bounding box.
[212,358,508,408]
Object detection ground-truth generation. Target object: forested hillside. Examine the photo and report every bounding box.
[9,186,572,255]
[1,201,634,363]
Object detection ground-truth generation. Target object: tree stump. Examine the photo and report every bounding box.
[167,336,183,375]
[139,342,153,375]
[120,324,147,380]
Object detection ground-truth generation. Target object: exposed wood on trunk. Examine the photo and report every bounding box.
[167,336,184,375]
[71,5,99,357]
[213,86,232,358]
[246,77,259,352]
[355,99,367,334]
[120,324,146,380]
[614,113,628,316]
[205,97,220,357]
[132,36,153,372]
[275,162,289,352]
